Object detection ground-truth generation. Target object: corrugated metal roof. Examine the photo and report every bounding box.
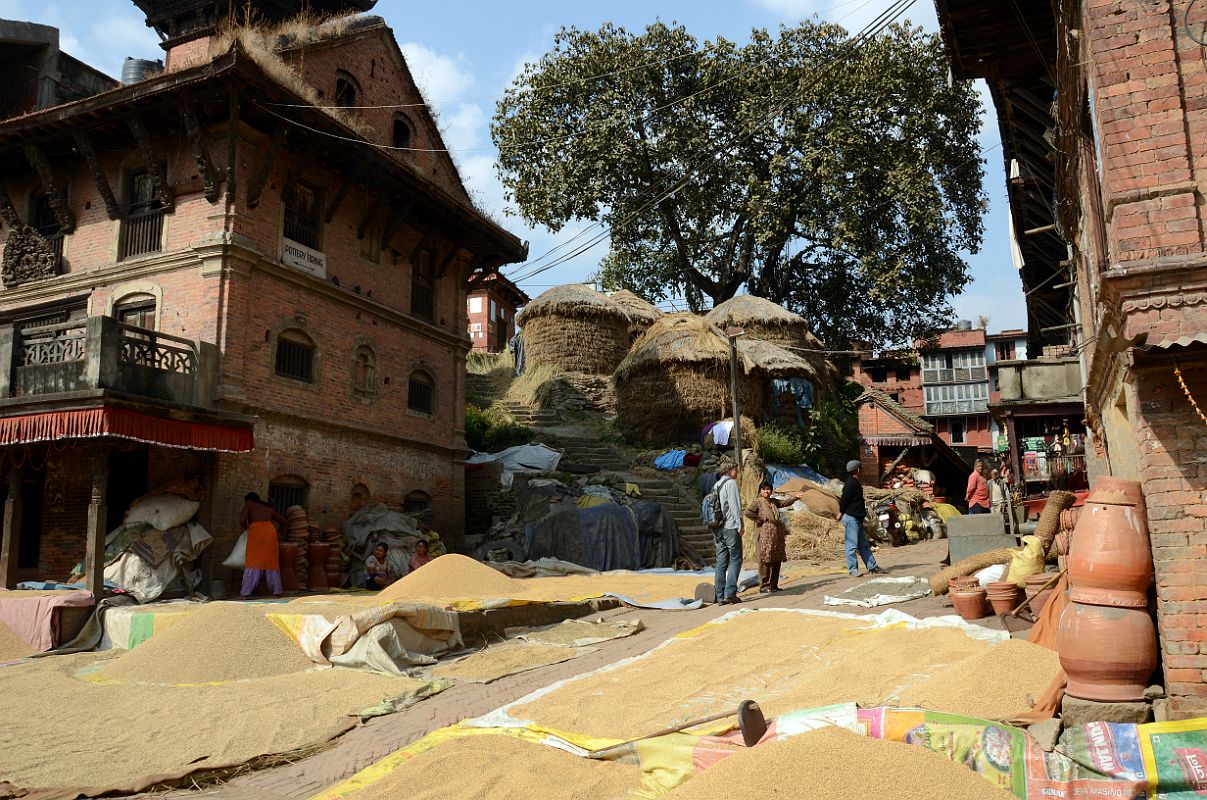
[1147,332,1207,350]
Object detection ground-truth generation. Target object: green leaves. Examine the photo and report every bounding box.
[493,20,986,347]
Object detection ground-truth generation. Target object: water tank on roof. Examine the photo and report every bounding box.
[956,320,973,331]
[121,57,163,85]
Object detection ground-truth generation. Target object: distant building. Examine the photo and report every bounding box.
[466,272,528,353]
[849,349,922,414]
[984,329,1029,448]
[0,20,118,118]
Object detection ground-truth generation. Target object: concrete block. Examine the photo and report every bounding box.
[1027,718,1062,751]
[1061,696,1152,726]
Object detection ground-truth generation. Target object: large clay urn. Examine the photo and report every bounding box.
[307,543,332,591]
[1092,476,1147,521]
[1058,602,1158,702]
[1067,490,1152,608]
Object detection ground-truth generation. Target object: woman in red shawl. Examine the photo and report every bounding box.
[743,480,795,593]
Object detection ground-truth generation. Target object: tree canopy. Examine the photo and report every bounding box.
[492,20,986,347]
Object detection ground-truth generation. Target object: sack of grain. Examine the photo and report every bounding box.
[126,494,200,532]
[222,530,248,570]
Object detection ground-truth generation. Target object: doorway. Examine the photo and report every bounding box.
[106,447,149,533]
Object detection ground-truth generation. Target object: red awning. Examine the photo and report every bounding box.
[0,407,254,452]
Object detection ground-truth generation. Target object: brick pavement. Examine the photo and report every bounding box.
[142,541,979,800]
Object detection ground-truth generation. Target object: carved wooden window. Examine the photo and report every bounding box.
[407,370,434,414]
[119,172,164,261]
[404,490,430,513]
[353,345,377,397]
[283,182,322,251]
[392,116,411,149]
[29,193,65,267]
[335,73,359,109]
[114,294,156,331]
[410,249,435,322]
[269,475,309,516]
[275,329,316,383]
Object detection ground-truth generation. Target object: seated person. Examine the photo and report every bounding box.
[408,540,433,572]
[363,542,395,589]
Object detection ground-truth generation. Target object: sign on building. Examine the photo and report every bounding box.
[281,239,326,278]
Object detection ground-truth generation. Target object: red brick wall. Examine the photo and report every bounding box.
[466,286,517,352]
[1133,359,1207,718]
[933,416,992,450]
[850,360,924,414]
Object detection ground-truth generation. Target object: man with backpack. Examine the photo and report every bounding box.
[704,458,744,604]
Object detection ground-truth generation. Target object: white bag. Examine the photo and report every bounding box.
[222,530,248,570]
[126,494,201,532]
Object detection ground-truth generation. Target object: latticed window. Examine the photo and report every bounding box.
[411,249,435,322]
[404,490,430,513]
[283,183,321,250]
[119,172,163,261]
[407,370,434,414]
[353,345,377,395]
[269,476,309,516]
[275,330,316,383]
[29,192,64,270]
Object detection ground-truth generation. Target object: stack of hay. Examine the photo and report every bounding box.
[515,284,632,376]
[286,506,310,587]
[609,289,663,344]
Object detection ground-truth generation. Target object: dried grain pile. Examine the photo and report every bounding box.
[1,652,429,792]
[348,734,640,800]
[898,637,1062,719]
[784,511,845,561]
[432,643,583,683]
[510,612,1008,740]
[0,621,33,661]
[101,602,312,683]
[664,726,1016,799]
[517,285,632,376]
[377,554,523,603]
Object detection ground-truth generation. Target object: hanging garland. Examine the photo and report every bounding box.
[1174,362,1207,427]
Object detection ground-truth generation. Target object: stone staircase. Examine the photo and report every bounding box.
[500,400,561,428]
[547,432,628,472]
[631,475,715,565]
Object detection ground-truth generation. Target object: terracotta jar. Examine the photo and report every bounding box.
[951,588,988,620]
[1024,572,1056,615]
[986,581,1020,614]
[949,576,980,593]
[307,543,332,591]
[1068,491,1152,608]
[1092,477,1147,521]
[1058,601,1158,702]
[279,543,301,593]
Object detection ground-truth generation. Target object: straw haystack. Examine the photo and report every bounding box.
[706,295,837,392]
[615,314,817,443]
[516,285,631,375]
[609,290,663,342]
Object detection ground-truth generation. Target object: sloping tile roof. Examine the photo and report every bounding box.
[856,386,933,434]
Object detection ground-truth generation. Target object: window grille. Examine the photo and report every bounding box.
[404,490,430,513]
[408,371,434,414]
[269,478,309,516]
[276,331,316,383]
[283,183,321,250]
[411,249,435,322]
[119,172,164,261]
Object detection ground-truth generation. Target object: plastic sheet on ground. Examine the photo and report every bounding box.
[102,522,212,602]
[823,576,932,608]
[0,589,95,653]
[96,600,198,651]
[513,618,644,648]
[525,503,641,571]
[467,443,562,489]
[486,558,599,577]
[765,463,831,489]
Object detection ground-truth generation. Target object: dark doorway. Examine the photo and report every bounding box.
[17,466,44,570]
[107,447,149,533]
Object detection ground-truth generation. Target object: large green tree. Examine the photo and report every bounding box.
[492,21,986,347]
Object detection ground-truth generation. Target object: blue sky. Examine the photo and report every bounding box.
[0,0,1026,331]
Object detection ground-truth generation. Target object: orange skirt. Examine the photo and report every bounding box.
[244,521,280,571]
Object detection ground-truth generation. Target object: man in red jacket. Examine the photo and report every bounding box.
[966,460,991,514]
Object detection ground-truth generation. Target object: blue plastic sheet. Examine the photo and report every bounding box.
[654,450,688,470]
[764,463,831,488]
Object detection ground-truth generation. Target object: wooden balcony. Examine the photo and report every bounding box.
[0,316,217,409]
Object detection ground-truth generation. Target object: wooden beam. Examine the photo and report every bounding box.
[23,145,75,233]
[226,90,239,205]
[323,164,361,223]
[84,446,109,597]
[72,131,121,220]
[127,116,175,211]
[0,181,20,228]
[436,242,460,279]
[181,102,220,204]
[378,196,413,251]
[246,123,285,210]
[410,225,436,262]
[1,464,21,590]
[357,188,386,240]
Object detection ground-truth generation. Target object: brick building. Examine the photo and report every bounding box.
[849,349,923,414]
[466,271,528,353]
[937,0,1207,717]
[0,1,526,591]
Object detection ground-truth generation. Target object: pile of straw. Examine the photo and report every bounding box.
[705,294,838,392]
[785,511,846,561]
[609,289,663,342]
[740,448,766,560]
[518,285,631,375]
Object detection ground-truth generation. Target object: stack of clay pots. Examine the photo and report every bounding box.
[322,528,344,588]
[950,576,987,620]
[1023,572,1056,615]
[1057,478,1158,702]
[285,506,310,588]
[986,581,1021,615]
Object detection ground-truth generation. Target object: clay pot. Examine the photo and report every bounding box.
[1068,491,1152,608]
[279,543,301,593]
[307,543,332,591]
[1024,572,1057,615]
[951,588,988,620]
[986,581,1020,614]
[1058,601,1158,702]
[1092,477,1147,521]
[949,577,980,593]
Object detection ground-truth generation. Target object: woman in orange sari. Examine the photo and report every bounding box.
[239,492,288,599]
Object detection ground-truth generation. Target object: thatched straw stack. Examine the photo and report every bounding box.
[609,290,663,342]
[706,295,838,393]
[517,285,631,375]
[615,314,761,442]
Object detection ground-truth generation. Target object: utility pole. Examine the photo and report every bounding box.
[726,327,745,472]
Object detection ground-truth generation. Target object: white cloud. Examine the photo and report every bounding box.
[399,41,475,104]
